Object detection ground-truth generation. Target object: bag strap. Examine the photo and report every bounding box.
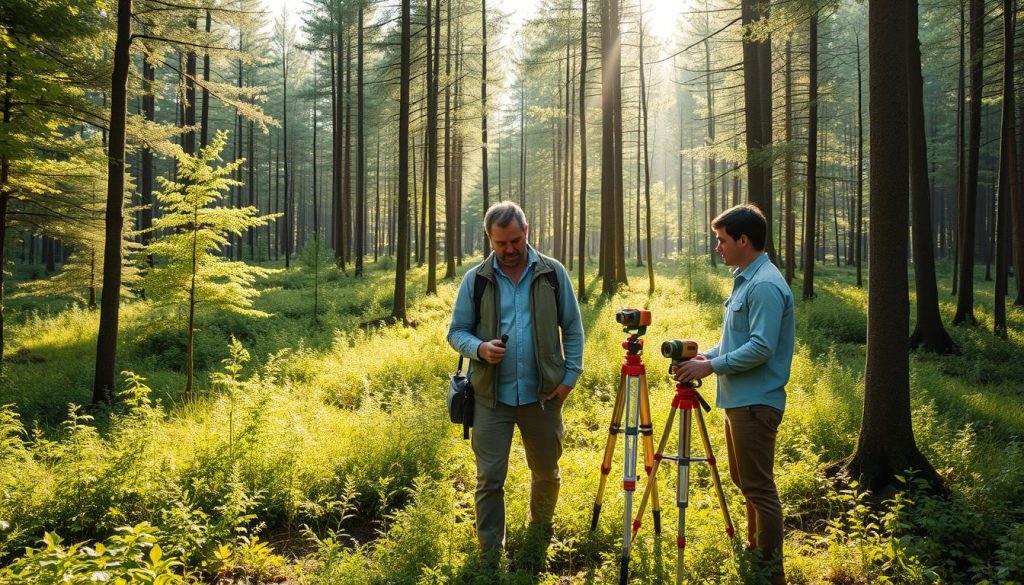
[457,354,465,373]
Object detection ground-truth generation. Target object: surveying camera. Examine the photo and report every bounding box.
[615,308,651,332]
[661,339,699,362]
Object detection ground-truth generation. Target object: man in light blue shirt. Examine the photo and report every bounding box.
[673,204,794,585]
[447,201,584,568]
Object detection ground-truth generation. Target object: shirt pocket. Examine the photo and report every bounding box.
[727,298,749,333]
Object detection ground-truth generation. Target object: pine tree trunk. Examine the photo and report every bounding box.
[393,0,411,322]
[94,0,132,403]
[578,0,588,301]
[802,13,818,300]
[704,32,717,268]
[908,0,957,353]
[444,0,456,279]
[741,0,774,257]
[141,58,155,270]
[200,10,211,150]
[993,0,1016,336]
[784,38,794,283]
[480,0,490,249]
[856,31,865,288]
[427,0,440,294]
[640,16,654,293]
[356,5,365,277]
[344,33,353,266]
[611,0,627,286]
[954,0,983,324]
[844,0,944,496]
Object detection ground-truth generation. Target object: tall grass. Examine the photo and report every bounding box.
[1,256,1022,583]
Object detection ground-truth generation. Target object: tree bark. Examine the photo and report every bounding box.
[639,15,654,293]
[844,0,944,496]
[94,0,133,403]
[444,0,455,279]
[741,0,774,258]
[908,0,957,353]
[356,5,365,277]
[426,0,440,294]
[480,0,490,250]
[993,0,1016,336]
[953,0,983,325]
[856,31,865,288]
[578,0,588,302]
[393,0,411,322]
[784,38,794,284]
[802,12,818,300]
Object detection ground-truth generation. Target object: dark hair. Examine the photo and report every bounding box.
[711,204,767,250]
[484,201,528,234]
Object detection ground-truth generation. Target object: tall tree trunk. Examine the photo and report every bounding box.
[0,71,10,363]
[356,5,365,277]
[201,10,212,150]
[600,0,615,294]
[640,15,654,293]
[283,38,291,268]
[993,0,1016,336]
[908,0,957,352]
[845,0,944,495]
[578,0,588,301]
[741,0,774,258]
[954,0,983,324]
[802,12,818,300]
[333,12,345,267]
[480,0,490,250]
[93,0,132,403]
[394,0,411,322]
[427,0,440,294]
[444,0,456,279]
[611,0,627,286]
[856,31,865,288]
[704,27,717,268]
[784,37,794,283]
[344,33,353,266]
[183,19,197,157]
[141,58,155,270]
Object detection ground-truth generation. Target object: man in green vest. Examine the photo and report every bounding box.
[447,201,585,568]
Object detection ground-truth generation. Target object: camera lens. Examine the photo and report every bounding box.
[661,340,677,358]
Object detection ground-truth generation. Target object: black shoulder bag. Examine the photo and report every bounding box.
[447,355,473,440]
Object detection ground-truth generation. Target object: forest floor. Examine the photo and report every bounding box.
[1,254,1023,584]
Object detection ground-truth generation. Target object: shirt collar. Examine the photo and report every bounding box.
[491,245,538,275]
[733,252,769,281]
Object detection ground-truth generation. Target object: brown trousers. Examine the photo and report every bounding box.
[724,405,785,580]
[471,399,564,555]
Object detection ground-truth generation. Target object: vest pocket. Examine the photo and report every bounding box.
[728,299,749,332]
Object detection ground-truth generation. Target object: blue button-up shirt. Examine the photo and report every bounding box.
[705,253,795,411]
[447,247,584,406]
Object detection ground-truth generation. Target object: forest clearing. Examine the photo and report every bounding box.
[3,0,1024,582]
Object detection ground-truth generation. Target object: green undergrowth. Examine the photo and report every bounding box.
[0,255,1022,583]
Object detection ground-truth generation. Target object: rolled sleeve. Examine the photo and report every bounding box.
[712,282,783,375]
[557,265,585,388]
[447,271,484,361]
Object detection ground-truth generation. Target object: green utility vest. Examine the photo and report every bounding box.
[470,251,566,408]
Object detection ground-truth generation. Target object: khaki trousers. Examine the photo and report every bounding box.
[471,399,564,555]
[724,405,785,579]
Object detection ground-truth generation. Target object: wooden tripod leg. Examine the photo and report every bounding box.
[591,370,628,531]
[694,404,735,540]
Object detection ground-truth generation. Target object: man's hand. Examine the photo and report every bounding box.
[672,354,714,384]
[477,338,507,364]
[545,383,572,403]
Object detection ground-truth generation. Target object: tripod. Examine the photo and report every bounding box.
[590,329,662,585]
[631,377,735,585]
